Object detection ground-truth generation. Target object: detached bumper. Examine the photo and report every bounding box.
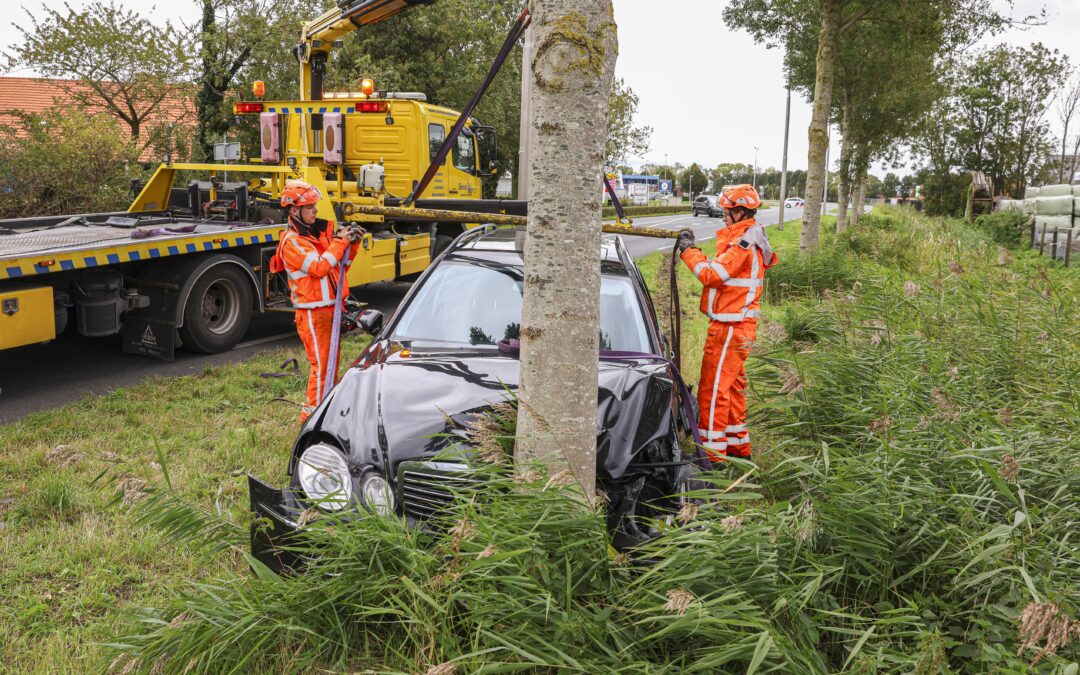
[247,474,308,574]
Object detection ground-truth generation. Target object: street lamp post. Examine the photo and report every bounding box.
[752,146,759,195]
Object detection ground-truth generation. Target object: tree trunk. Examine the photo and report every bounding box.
[836,95,852,233]
[851,158,868,227]
[515,0,617,501]
[801,0,843,251]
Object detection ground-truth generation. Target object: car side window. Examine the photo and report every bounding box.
[428,123,445,164]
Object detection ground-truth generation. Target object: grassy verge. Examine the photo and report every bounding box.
[0,335,372,671]
[1,207,1077,672]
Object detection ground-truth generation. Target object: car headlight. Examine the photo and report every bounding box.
[360,472,395,516]
[297,443,353,512]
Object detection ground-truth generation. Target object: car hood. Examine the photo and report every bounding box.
[300,341,682,480]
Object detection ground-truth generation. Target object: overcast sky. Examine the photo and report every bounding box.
[3,0,1078,176]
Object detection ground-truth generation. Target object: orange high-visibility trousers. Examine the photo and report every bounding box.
[697,320,756,460]
[295,306,340,424]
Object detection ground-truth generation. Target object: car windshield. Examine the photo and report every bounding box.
[392,260,652,352]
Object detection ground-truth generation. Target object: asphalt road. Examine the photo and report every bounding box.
[0,204,817,423]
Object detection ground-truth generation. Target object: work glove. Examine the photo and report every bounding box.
[676,229,696,253]
[343,225,366,243]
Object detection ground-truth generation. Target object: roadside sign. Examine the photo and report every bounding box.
[214,143,241,161]
[659,179,672,193]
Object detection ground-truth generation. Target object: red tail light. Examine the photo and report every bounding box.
[233,102,264,114]
[357,101,388,113]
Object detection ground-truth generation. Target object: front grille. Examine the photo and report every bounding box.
[397,461,482,520]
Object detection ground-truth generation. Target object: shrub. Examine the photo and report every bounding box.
[0,109,141,218]
[974,209,1031,247]
[602,205,691,219]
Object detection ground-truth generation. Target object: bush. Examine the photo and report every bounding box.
[0,109,141,218]
[603,205,691,219]
[974,209,1031,247]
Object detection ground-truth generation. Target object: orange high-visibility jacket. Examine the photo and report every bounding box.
[680,218,777,323]
[273,220,356,309]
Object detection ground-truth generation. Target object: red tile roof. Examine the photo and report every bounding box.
[0,76,197,161]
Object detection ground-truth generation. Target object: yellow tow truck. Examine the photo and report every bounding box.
[0,0,500,360]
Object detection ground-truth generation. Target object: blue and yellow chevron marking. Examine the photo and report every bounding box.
[1,227,285,281]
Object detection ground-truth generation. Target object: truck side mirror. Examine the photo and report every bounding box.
[358,309,384,335]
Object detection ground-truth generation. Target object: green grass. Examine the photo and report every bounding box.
[0,335,372,672]
[1,208,1077,673]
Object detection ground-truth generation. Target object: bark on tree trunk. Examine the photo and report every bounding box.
[851,158,868,227]
[515,0,617,501]
[836,97,852,233]
[801,0,843,251]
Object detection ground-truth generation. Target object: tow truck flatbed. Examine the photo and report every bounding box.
[1,220,284,282]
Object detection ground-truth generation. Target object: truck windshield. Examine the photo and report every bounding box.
[392,261,651,352]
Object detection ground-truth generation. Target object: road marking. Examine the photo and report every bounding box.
[235,332,296,349]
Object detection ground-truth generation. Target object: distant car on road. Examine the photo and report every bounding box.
[692,195,722,217]
[784,197,805,208]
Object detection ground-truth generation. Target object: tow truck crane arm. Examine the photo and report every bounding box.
[297,0,435,101]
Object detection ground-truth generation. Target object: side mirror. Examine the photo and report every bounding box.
[358,309,384,335]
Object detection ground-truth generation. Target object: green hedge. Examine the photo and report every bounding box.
[973,209,1032,247]
[602,205,691,219]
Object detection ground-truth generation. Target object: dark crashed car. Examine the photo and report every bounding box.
[249,226,707,571]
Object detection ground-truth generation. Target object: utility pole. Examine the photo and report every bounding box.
[752,146,759,193]
[516,21,534,201]
[777,86,791,231]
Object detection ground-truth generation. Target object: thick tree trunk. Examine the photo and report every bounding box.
[836,96,852,233]
[801,0,843,251]
[515,0,617,500]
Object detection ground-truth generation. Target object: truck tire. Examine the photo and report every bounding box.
[432,234,454,259]
[179,265,253,353]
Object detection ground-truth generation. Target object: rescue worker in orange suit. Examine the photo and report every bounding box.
[676,184,777,461]
[271,181,363,423]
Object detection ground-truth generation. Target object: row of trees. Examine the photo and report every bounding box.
[722,0,1025,248]
[914,44,1076,215]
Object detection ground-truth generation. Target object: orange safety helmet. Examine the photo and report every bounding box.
[280,181,322,208]
[719,184,762,210]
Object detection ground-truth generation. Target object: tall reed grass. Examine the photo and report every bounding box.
[104,208,1078,673]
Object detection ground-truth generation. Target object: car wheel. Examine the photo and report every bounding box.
[692,209,699,217]
[179,265,253,353]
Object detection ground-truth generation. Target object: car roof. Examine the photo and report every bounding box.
[452,226,626,265]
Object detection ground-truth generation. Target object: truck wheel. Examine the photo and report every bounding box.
[180,265,253,353]
[432,234,454,259]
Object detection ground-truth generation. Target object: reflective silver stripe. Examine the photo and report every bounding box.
[710,261,731,281]
[321,250,339,267]
[294,299,336,309]
[745,240,760,312]
[693,262,707,276]
[707,308,760,323]
[726,424,747,433]
[288,270,306,280]
[320,276,331,302]
[708,325,734,439]
[301,405,315,414]
[726,435,750,446]
[724,277,762,288]
[703,440,728,451]
[707,288,716,310]
[306,309,323,403]
[699,428,726,440]
[301,251,319,274]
